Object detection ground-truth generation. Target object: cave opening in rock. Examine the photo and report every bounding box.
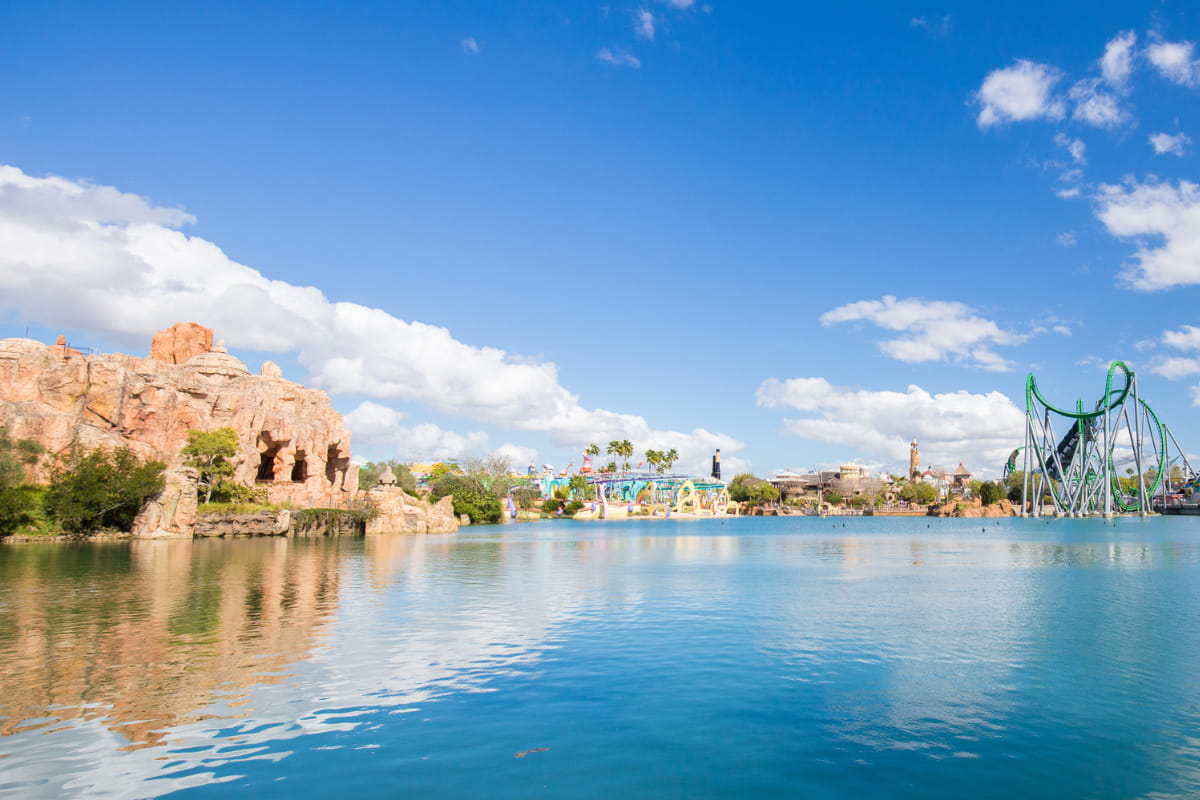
[325,444,342,484]
[291,452,307,483]
[257,444,281,482]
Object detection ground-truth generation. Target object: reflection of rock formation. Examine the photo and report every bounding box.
[0,538,343,749]
[0,324,357,511]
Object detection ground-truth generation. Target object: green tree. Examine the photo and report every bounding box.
[0,431,37,534]
[729,473,779,505]
[826,491,844,506]
[427,472,501,524]
[181,427,241,503]
[569,474,589,499]
[899,481,937,505]
[606,441,620,472]
[359,460,418,493]
[618,440,634,471]
[662,448,679,474]
[645,449,662,474]
[44,448,166,534]
[979,480,1005,505]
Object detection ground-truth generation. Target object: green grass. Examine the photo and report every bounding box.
[196,501,286,516]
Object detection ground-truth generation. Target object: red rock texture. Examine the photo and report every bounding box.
[149,322,213,365]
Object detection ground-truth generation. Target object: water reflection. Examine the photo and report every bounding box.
[4,519,1200,798]
[0,538,343,749]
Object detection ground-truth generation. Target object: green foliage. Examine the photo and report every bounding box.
[208,481,267,505]
[1004,470,1026,502]
[0,431,38,535]
[541,498,564,513]
[428,473,502,524]
[428,461,461,481]
[44,448,166,534]
[662,448,679,473]
[979,481,1005,505]
[358,460,417,492]
[181,427,241,503]
[899,481,937,505]
[511,486,543,508]
[826,491,844,506]
[601,461,618,473]
[564,500,584,515]
[848,493,872,508]
[292,500,379,535]
[729,473,779,505]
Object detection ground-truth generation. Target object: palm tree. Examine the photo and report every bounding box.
[606,441,621,473]
[663,448,679,474]
[645,449,662,474]
[617,439,634,472]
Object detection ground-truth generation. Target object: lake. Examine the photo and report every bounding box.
[3,516,1200,798]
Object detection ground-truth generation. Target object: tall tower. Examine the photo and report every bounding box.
[909,439,920,478]
[712,449,721,480]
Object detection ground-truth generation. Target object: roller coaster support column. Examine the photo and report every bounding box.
[1104,389,1112,519]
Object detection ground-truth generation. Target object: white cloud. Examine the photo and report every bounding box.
[596,48,641,68]
[346,402,489,461]
[756,378,1024,477]
[1148,357,1200,380]
[656,0,693,7]
[820,295,1028,371]
[1101,30,1137,88]
[1147,38,1200,88]
[492,443,539,470]
[635,9,655,39]
[1057,231,1077,247]
[1094,177,1200,290]
[0,165,744,471]
[1150,132,1191,156]
[1069,78,1129,128]
[1054,133,1086,164]
[460,37,481,54]
[910,15,951,38]
[975,60,1065,128]
[1163,324,1200,350]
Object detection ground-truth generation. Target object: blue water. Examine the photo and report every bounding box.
[3,516,1200,798]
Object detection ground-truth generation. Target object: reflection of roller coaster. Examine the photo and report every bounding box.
[1020,361,1194,517]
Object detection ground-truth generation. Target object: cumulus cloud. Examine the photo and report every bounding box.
[756,378,1024,477]
[975,60,1065,128]
[1054,133,1086,164]
[1149,325,1200,379]
[0,165,743,473]
[1069,78,1129,128]
[346,402,489,461]
[596,48,641,68]
[460,37,481,54]
[1147,37,1200,88]
[1094,177,1200,290]
[635,9,655,39]
[1101,30,1137,88]
[1150,132,1191,156]
[820,295,1028,371]
[1057,231,1077,247]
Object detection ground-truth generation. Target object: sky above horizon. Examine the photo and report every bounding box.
[4,1,1200,479]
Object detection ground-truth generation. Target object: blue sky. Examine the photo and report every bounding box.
[3,1,1200,478]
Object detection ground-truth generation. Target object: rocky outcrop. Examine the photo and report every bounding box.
[0,325,357,516]
[194,510,292,537]
[149,322,213,365]
[131,467,200,538]
[931,498,1017,518]
[365,487,458,534]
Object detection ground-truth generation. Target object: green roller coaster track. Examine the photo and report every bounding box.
[1022,361,1169,516]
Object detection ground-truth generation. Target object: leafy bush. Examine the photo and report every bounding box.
[429,474,502,524]
[181,427,240,503]
[43,448,165,534]
[292,500,378,535]
[979,481,1005,505]
[541,498,564,513]
[564,500,584,515]
[0,432,37,535]
[359,460,418,492]
[511,486,542,508]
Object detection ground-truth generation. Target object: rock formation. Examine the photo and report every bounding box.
[0,325,357,528]
[365,482,458,534]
